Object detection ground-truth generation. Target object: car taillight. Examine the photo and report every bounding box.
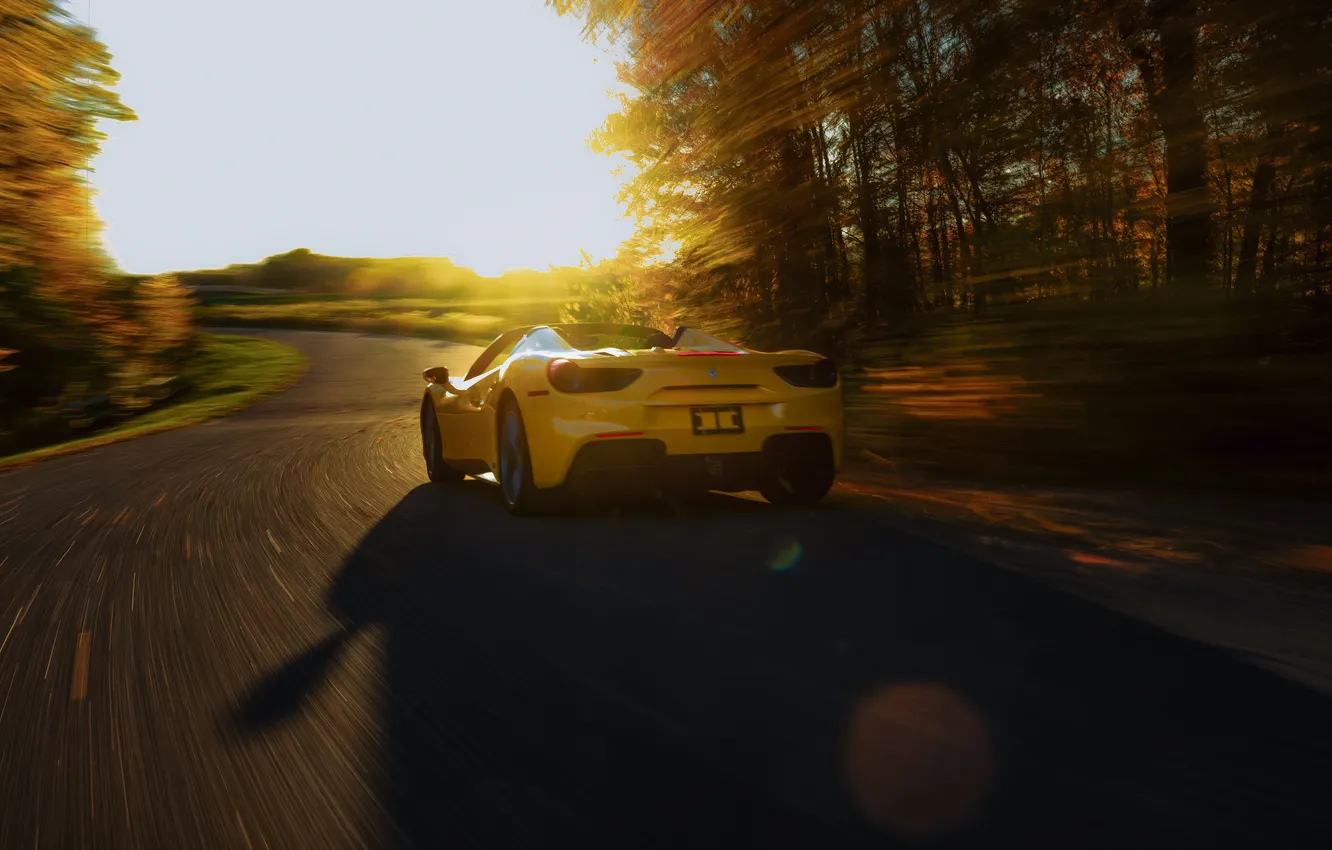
[546,358,642,393]
[773,358,838,388]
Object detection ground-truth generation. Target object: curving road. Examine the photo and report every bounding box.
[1,329,1329,849]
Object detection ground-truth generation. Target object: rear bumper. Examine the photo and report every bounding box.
[523,392,843,490]
[557,432,834,494]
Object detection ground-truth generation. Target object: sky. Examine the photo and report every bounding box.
[79,0,636,277]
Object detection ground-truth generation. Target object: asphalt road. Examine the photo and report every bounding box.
[1,329,1329,850]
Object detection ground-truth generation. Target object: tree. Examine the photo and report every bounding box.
[551,0,1332,340]
[0,2,193,449]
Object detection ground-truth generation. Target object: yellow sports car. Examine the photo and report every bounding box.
[419,323,843,514]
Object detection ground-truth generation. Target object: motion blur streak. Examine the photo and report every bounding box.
[842,683,993,839]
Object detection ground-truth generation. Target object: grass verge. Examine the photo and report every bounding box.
[0,334,306,471]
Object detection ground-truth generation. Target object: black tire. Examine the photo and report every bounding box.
[422,400,463,484]
[497,401,547,515]
[761,441,835,505]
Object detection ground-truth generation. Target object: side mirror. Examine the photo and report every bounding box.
[422,366,449,385]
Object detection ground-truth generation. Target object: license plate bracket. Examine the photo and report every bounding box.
[691,406,744,436]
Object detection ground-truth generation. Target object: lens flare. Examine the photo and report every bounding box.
[767,539,802,571]
[842,682,993,839]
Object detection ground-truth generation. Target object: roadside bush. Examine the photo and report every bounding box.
[0,270,199,457]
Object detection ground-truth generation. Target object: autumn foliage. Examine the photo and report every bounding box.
[552,0,1332,345]
[1,2,194,453]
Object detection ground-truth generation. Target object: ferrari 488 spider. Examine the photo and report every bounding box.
[419,324,843,514]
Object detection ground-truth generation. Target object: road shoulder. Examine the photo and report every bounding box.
[835,464,1332,693]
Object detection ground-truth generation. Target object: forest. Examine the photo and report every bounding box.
[548,0,1332,340]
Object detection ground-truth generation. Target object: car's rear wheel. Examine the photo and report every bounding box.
[498,401,546,515]
[761,439,835,505]
[422,401,463,484]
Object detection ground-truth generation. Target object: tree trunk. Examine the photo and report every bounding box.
[1124,179,1140,293]
[927,191,944,292]
[811,123,848,302]
[1150,228,1161,290]
[1236,159,1276,295]
[834,220,852,305]
[939,156,970,278]
[1223,225,1233,295]
[1261,227,1277,292]
[1155,0,1212,289]
[850,118,882,320]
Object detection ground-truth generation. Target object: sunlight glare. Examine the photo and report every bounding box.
[85,0,637,276]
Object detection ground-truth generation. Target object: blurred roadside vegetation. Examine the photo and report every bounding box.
[840,298,1332,499]
[1,3,198,458]
[0,334,304,468]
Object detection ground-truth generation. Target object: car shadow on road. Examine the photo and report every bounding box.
[233,482,1332,849]
[231,628,360,731]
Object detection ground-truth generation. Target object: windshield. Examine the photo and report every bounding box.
[550,324,675,351]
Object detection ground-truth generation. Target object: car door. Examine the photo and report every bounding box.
[442,333,522,463]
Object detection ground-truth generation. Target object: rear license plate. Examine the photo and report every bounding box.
[691,406,744,435]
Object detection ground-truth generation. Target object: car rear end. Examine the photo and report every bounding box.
[524,349,843,495]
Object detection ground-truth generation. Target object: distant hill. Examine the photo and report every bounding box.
[168,249,619,304]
